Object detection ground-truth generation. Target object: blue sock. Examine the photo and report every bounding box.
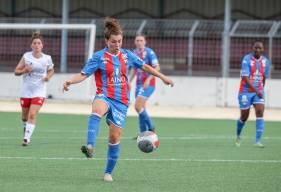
[142,109,154,132]
[236,119,245,137]
[138,110,147,132]
[87,114,101,147]
[105,143,120,174]
[256,118,264,143]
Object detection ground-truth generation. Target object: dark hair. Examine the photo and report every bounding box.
[104,17,123,40]
[31,32,43,43]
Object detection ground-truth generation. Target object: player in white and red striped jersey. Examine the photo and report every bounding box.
[14,32,54,146]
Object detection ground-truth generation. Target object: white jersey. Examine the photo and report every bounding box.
[20,51,54,98]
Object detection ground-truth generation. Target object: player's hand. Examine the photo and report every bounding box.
[162,76,174,87]
[256,90,263,98]
[43,76,50,82]
[24,64,33,73]
[63,80,71,92]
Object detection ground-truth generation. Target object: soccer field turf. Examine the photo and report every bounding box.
[0,112,280,192]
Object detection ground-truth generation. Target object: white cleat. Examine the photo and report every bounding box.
[254,142,265,148]
[103,173,113,182]
[235,137,241,147]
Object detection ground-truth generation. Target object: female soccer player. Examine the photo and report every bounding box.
[236,41,269,148]
[14,32,55,146]
[130,34,160,136]
[63,18,174,182]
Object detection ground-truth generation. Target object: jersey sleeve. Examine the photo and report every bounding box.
[241,56,250,77]
[47,55,54,70]
[127,50,144,69]
[264,58,270,78]
[149,49,159,67]
[81,52,100,77]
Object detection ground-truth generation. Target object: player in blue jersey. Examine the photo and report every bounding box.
[130,34,160,137]
[63,18,174,182]
[236,41,269,148]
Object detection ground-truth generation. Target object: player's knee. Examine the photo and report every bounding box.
[135,103,142,113]
[28,112,37,121]
[109,134,120,144]
[240,114,248,122]
[256,110,264,117]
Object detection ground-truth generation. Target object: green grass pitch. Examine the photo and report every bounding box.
[0,112,281,192]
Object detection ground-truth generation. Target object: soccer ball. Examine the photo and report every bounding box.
[137,131,160,153]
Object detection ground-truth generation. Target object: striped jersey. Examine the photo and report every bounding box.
[133,47,159,87]
[81,47,144,106]
[239,53,269,93]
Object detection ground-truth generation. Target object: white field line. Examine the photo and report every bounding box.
[0,136,281,140]
[0,156,281,164]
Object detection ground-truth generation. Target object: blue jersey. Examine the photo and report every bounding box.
[133,47,159,87]
[81,47,144,106]
[239,53,269,93]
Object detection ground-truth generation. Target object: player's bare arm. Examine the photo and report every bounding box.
[63,73,88,91]
[242,76,263,98]
[129,67,136,83]
[143,64,160,89]
[44,68,55,82]
[142,64,174,87]
[14,57,32,76]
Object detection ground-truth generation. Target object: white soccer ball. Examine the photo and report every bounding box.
[137,131,160,153]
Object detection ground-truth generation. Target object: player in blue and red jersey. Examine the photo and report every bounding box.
[63,18,174,182]
[130,34,160,136]
[236,41,269,148]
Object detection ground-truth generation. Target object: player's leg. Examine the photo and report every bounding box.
[20,98,31,135]
[104,99,127,182]
[254,103,265,147]
[135,86,155,133]
[24,98,44,145]
[104,123,122,182]
[135,96,148,133]
[81,98,109,158]
[236,94,251,146]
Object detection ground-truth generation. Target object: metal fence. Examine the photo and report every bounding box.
[0,18,280,78]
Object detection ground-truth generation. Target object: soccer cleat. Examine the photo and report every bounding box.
[22,139,29,146]
[254,142,265,148]
[103,173,113,182]
[235,137,241,147]
[81,145,94,158]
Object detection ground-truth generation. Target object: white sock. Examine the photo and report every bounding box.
[24,123,35,141]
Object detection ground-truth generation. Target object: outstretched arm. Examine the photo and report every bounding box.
[142,64,174,87]
[63,73,88,91]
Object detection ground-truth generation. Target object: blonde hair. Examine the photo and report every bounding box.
[104,17,123,40]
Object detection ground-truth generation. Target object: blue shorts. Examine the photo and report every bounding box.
[94,95,128,129]
[135,86,155,99]
[238,92,265,110]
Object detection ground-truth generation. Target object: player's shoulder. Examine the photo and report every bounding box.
[145,47,156,54]
[242,53,252,63]
[23,51,32,58]
[261,55,269,62]
[42,52,52,59]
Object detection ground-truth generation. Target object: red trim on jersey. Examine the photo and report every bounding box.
[105,53,115,99]
[95,69,102,94]
[258,59,264,91]
[239,79,245,93]
[248,58,256,92]
[119,53,128,105]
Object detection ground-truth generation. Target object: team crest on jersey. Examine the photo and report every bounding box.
[120,53,128,64]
